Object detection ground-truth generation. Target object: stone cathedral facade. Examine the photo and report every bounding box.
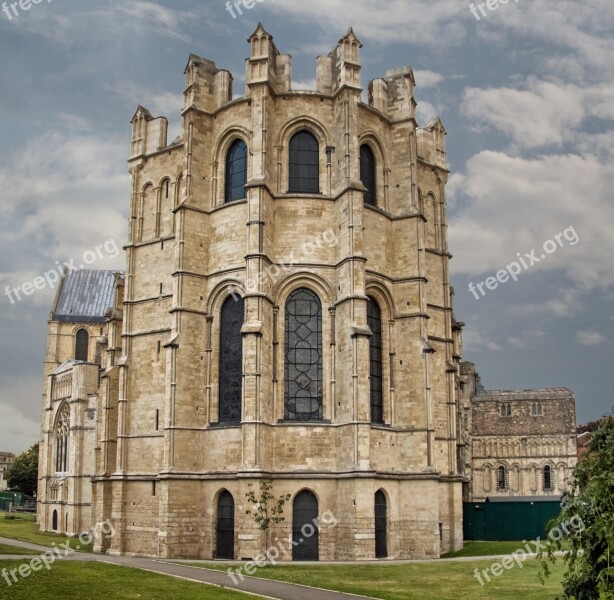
[38,24,467,560]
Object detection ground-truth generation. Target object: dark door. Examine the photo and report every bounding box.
[216,491,235,559]
[52,510,58,531]
[375,491,388,558]
[292,490,319,561]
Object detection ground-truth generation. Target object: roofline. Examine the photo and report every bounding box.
[49,267,68,319]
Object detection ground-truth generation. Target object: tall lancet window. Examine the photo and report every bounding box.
[360,144,376,206]
[225,140,248,203]
[367,297,383,423]
[55,403,70,473]
[284,288,323,421]
[219,296,244,423]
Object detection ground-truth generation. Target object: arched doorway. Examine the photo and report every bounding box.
[375,490,388,558]
[216,491,235,559]
[52,510,58,531]
[292,490,319,561]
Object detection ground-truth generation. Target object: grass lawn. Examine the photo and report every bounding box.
[0,544,38,556]
[0,561,260,600]
[0,513,92,552]
[187,559,565,600]
[443,541,535,558]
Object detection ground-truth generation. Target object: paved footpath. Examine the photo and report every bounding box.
[0,536,375,600]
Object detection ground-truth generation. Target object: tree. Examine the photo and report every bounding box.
[245,480,291,549]
[539,417,614,598]
[577,419,604,435]
[7,443,39,497]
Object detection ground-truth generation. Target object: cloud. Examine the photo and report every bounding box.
[575,330,607,346]
[414,70,445,88]
[462,329,502,352]
[0,405,40,455]
[462,80,583,150]
[416,100,440,125]
[507,330,545,350]
[5,0,198,45]
[0,129,128,296]
[58,113,92,132]
[506,289,584,319]
[106,81,184,140]
[293,79,318,91]
[0,374,43,454]
[481,0,614,82]
[448,150,614,289]
[462,78,614,150]
[271,0,467,46]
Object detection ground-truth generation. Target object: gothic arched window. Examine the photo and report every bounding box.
[225,139,248,203]
[360,144,376,206]
[219,296,244,423]
[284,288,323,422]
[55,403,70,473]
[367,297,383,424]
[289,131,320,194]
[75,329,89,362]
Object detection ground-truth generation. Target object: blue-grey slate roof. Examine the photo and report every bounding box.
[52,270,118,324]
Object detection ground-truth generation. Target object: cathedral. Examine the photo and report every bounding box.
[36,25,575,561]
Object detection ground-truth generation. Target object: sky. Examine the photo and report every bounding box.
[0,0,613,454]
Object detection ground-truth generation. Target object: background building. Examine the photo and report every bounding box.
[459,362,577,502]
[37,269,122,535]
[0,452,15,491]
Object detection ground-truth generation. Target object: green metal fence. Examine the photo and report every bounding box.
[0,491,25,512]
[463,500,561,541]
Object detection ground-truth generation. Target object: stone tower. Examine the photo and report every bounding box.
[88,25,462,560]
